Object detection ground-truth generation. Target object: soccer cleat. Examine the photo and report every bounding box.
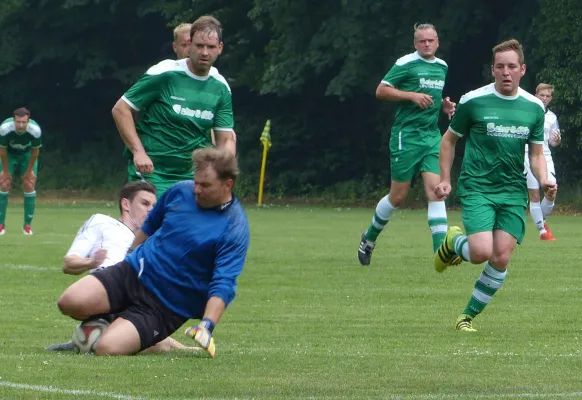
[23,225,33,235]
[456,314,477,332]
[434,226,463,272]
[357,232,376,266]
[542,223,556,240]
[0,224,5,235]
[45,341,74,351]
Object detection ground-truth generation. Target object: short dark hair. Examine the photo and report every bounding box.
[13,107,31,118]
[118,181,156,213]
[190,15,222,42]
[192,148,239,182]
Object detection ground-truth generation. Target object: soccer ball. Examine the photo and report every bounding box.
[71,318,110,354]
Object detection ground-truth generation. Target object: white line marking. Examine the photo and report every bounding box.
[6,265,59,271]
[0,381,149,399]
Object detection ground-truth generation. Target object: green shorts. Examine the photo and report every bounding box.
[0,151,38,176]
[460,193,527,244]
[389,132,441,182]
[128,162,191,199]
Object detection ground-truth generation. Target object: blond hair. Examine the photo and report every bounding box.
[173,23,192,41]
[414,23,437,39]
[192,148,239,182]
[536,83,554,94]
[492,39,524,65]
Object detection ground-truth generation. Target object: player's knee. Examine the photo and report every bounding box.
[94,336,136,356]
[489,252,510,269]
[57,291,88,320]
[0,181,10,191]
[388,190,407,207]
[23,181,35,192]
[469,246,492,264]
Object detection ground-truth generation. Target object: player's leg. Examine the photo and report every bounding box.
[21,153,37,235]
[540,160,557,238]
[358,138,420,265]
[95,268,187,356]
[525,158,547,238]
[421,138,449,252]
[0,154,16,234]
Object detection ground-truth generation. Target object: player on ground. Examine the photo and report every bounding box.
[357,23,457,265]
[57,148,250,357]
[0,107,42,236]
[434,39,557,332]
[172,23,192,59]
[47,181,199,352]
[112,16,236,198]
[525,83,561,240]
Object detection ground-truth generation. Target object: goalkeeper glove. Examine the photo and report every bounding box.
[185,318,216,358]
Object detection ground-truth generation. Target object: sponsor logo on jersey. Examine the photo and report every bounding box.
[8,141,31,150]
[172,104,214,121]
[486,123,530,139]
[419,78,445,89]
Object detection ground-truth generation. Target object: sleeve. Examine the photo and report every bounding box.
[122,70,166,111]
[0,119,13,147]
[140,184,177,236]
[66,215,101,257]
[207,215,250,306]
[528,107,545,144]
[448,95,473,137]
[28,122,42,148]
[380,63,408,89]
[213,90,234,131]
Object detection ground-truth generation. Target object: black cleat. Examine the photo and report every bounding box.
[357,232,376,266]
[45,341,74,352]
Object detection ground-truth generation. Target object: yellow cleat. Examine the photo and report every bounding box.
[434,226,464,272]
[456,314,477,332]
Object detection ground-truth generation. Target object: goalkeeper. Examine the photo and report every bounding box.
[56,148,249,358]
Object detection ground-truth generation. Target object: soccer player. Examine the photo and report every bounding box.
[47,181,198,352]
[172,23,192,59]
[112,15,236,198]
[0,107,42,236]
[57,148,250,357]
[434,39,557,332]
[525,83,561,240]
[357,23,457,266]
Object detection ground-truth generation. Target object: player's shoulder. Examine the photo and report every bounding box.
[85,213,118,227]
[0,118,14,135]
[145,59,183,76]
[209,66,231,93]
[459,83,497,105]
[518,88,545,112]
[26,119,42,137]
[394,52,447,67]
[225,197,250,240]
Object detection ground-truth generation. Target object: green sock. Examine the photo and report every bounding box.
[23,191,36,226]
[0,191,8,225]
[365,195,396,242]
[463,262,507,318]
[428,201,448,252]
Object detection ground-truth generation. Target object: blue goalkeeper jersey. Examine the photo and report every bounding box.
[125,180,250,318]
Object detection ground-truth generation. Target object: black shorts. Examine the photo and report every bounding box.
[92,261,188,351]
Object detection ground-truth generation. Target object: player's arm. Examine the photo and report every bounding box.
[376,62,433,109]
[549,117,561,147]
[213,89,236,155]
[112,99,146,159]
[528,143,548,184]
[214,130,236,155]
[63,254,105,275]
[64,217,104,275]
[25,147,40,176]
[439,130,460,183]
[0,146,9,175]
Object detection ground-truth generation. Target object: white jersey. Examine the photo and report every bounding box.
[525,109,559,158]
[66,214,134,270]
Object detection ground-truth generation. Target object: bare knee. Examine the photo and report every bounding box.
[57,290,88,320]
[489,252,511,270]
[388,185,409,207]
[470,246,492,264]
[23,181,35,193]
[0,181,10,192]
[94,339,128,356]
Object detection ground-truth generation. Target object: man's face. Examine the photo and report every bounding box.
[14,115,29,134]
[126,190,156,228]
[414,29,439,59]
[491,50,526,96]
[173,30,191,59]
[188,30,223,73]
[194,167,232,208]
[536,89,553,108]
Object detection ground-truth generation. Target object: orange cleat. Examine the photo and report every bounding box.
[540,231,555,241]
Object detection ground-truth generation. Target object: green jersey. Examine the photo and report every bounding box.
[0,118,42,155]
[381,51,448,137]
[122,60,234,173]
[449,84,545,203]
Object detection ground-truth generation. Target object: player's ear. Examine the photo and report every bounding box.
[121,198,131,213]
[520,63,526,77]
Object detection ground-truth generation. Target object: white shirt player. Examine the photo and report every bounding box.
[66,213,134,271]
[525,109,560,188]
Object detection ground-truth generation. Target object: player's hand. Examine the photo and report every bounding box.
[541,180,557,197]
[133,152,154,174]
[92,248,108,267]
[550,131,561,146]
[0,171,11,187]
[22,171,36,187]
[442,97,456,120]
[409,93,434,109]
[185,320,216,358]
[434,181,452,200]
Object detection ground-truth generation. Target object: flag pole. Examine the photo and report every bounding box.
[258,120,271,205]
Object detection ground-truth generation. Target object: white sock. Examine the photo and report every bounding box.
[541,197,555,220]
[427,200,448,236]
[529,202,546,234]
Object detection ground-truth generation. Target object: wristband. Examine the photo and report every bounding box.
[201,317,216,333]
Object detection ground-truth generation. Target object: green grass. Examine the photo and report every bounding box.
[0,204,581,399]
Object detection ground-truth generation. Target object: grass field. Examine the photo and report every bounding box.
[0,203,581,400]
